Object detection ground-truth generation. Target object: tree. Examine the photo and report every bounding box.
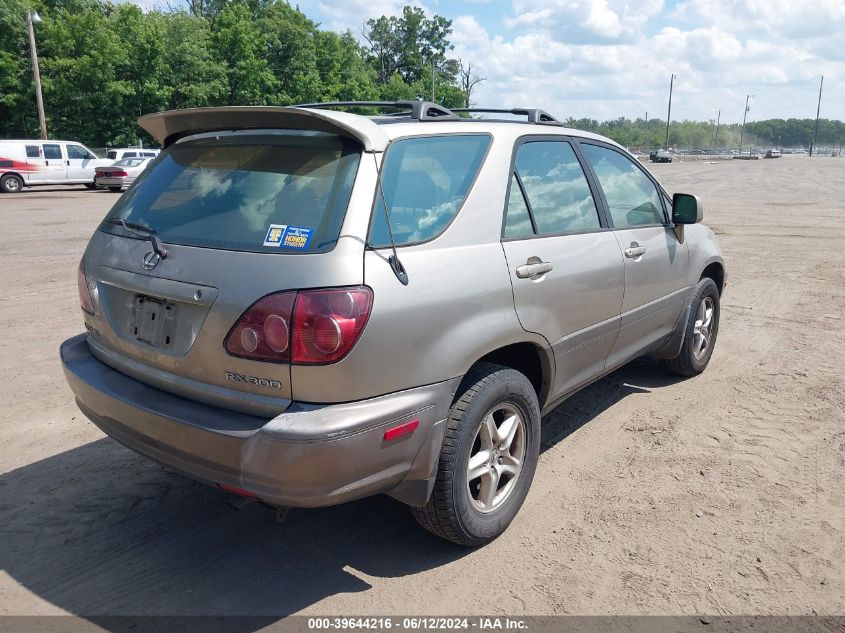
[212,4,278,105]
[363,7,455,85]
[458,60,485,108]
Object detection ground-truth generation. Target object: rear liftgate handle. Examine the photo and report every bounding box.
[516,256,553,279]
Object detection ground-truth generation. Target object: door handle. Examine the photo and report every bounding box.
[66,160,70,166]
[624,245,647,258]
[516,258,553,279]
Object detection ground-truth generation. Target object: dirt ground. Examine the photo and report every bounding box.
[0,157,842,621]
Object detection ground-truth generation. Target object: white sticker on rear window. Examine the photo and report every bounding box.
[263,224,288,247]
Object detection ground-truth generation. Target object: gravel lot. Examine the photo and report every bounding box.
[0,157,842,620]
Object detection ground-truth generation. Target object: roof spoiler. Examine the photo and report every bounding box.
[138,106,390,151]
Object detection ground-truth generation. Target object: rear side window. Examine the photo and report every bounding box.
[504,140,600,236]
[369,135,490,247]
[107,151,117,159]
[102,133,361,254]
[25,145,40,158]
[580,143,665,228]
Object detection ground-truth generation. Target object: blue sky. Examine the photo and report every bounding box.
[124,0,845,124]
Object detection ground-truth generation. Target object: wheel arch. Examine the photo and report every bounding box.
[460,340,555,411]
[700,261,726,295]
[0,171,25,191]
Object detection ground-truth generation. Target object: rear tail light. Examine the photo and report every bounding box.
[77,257,95,315]
[224,287,373,365]
[224,292,296,362]
[112,170,128,177]
[292,287,373,364]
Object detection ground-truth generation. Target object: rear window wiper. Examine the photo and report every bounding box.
[105,218,168,260]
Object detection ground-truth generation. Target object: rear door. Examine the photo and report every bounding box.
[22,143,46,184]
[501,137,624,401]
[42,143,67,182]
[578,142,689,369]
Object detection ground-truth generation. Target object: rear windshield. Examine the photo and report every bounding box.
[101,133,361,254]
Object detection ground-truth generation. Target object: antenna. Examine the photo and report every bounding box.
[371,154,408,286]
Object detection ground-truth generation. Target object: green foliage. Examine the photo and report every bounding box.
[566,116,845,150]
[3,0,840,151]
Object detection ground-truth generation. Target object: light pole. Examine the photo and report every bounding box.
[811,75,823,157]
[665,74,675,150]
[738,94,753,155]
[26,9,47,140]
[712,110,720,157]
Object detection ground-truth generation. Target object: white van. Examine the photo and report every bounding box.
[105,148,160,161]
[0,140,112,193]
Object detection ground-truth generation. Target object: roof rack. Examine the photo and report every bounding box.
[450,108,562,126]
[292,102,563,126]
[293,101,459,121]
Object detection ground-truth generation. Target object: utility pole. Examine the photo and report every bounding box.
[811,75,824,157]
[712,110,720,157]
[665,74,675,149]
[26,10,47,140]
[739,94,752,155]
[644,111,648,153]
[431,59,435,102]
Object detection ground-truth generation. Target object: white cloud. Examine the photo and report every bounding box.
[450,0,845,123]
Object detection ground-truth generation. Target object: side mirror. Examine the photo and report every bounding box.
[672,193,704,224]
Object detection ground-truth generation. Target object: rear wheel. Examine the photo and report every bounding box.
[664,277,720,376]
[108,186,123,193]
[84,183,97,190]
[411,363,540,547]
[0,174,24,193]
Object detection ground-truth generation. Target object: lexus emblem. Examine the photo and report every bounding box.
[142,251,161,270]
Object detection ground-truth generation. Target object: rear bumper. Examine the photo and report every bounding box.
[61,334,455,507]
[95,176,133,187]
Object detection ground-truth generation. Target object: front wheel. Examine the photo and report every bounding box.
[664,277,720,376]
[411,363,541,547]
[84,183,97,190]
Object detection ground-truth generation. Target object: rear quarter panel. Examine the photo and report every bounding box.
[291,133,550,403]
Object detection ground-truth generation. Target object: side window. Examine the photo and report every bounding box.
[580,143,665,228]
[503,176,534,238]
[369,135,490,247]
[43,144,63,160]
[67,144,90,160]
[25,145,40,158]
[107,151,117,159]
[506,140,600,236]
[124,152,137,158]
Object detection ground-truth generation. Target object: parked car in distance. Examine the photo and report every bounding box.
[764,149,782,159]
[61,102,726,546]
[105,148,160,161]
[0,139,110,192]
[95,157,153,192]
[651,149,673,163]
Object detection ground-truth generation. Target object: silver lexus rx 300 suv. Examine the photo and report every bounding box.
[61,102,726,546]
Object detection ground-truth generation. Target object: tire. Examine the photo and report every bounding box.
[84,183,97,190]
[411,363,541,547]
[0,173,24,193]
[664,277,720,376]
[108,186,123,193]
